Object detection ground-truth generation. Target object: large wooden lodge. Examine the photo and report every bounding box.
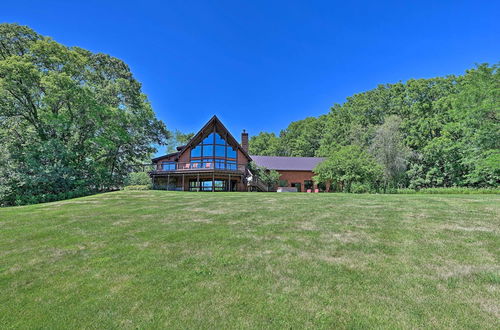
[150,116,325,192]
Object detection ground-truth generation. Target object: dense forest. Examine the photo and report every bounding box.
[250,64,499,191]
[0,24,169,206]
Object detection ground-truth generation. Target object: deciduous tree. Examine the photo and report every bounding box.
[313,145,383,192]
[0,23,169,205]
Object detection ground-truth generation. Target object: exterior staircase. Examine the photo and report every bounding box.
[245,168,269,192]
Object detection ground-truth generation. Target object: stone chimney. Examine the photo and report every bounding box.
[241,129,249,152]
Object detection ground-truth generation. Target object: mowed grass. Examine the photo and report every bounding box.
[0,191,499,329]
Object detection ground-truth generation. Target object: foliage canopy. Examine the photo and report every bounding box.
[251,63,499,190]
[0,24,169,205]
[313,145,383,192]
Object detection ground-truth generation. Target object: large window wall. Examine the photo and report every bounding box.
[189,179,237,192]
[190,132,237,170]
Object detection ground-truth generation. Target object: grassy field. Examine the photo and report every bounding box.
[0,191,499,329]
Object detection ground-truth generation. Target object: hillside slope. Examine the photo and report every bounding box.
[1,191,499,328]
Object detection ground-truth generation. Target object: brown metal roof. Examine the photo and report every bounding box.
[250,155,326,171]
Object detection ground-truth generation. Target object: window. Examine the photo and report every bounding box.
[215,145,226,157]
[189,179,228,191]
[227,146,237,159]
[304,180,314,190]
[202,159,214,168]
[215,159,226,169]
[203,145,213,157]
[189,179,236,192]
[191,145,202,158]
[215,133,225,145]
[203,133,214,144]
[161,162,176,171]
[190,160,201,169]
[214,180,225,191]
[189,180,200,191]
[226,161,237,170]
[291,182,301,192]
[190,130,238,169]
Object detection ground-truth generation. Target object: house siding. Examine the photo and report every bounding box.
[276,170,317,191]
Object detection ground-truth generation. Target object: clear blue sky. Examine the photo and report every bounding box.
[2,0,499,151]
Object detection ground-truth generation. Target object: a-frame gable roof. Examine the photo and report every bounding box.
[152,116,252,163]
[174,115,252,161]
[177,115,252,161]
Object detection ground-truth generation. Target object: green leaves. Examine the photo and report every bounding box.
[250,63,499,191]
[248,132,282,156]
[248,162,281,191]
[313,145,383,192]
[0,23,169,206]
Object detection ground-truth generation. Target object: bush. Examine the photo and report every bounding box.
[8,187,94,206]
[124,172,151,186]
[278,179,288,187]
[392,188,415,194]
[124,185,151,191]
[395,187,500,194]
[313,145,383,193]
[350,182,372,193]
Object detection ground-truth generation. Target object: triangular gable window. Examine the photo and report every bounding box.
[203,133,214,145]
[190,130,237,169]
[215,133,225,145]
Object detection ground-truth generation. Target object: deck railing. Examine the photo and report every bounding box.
[154,161,247,173]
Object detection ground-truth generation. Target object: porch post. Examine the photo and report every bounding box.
[212,171,215,192]
[167,174,169,191]
[197,173,200,192]
[228,173,231,192]
[182,174,185,191]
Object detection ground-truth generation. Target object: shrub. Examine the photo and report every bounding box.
[350,182,372,193]
[5,187,94,206]
[124,185,151,191]
[313,145,383,193]
[395,187,500,194]
[392,188,416,194]
[278,179,288,187]
[124,172,151,186]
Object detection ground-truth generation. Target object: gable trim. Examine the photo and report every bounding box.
[177,115,252,161]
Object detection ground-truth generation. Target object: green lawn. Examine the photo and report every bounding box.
[0,191,499,328]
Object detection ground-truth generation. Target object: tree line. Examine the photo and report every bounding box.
[250,64,499,192]
[0,24,169,206]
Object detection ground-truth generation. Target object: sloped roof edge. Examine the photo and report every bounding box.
[152,115,252,163]
[250,155,326,171]
[152,152,179,162]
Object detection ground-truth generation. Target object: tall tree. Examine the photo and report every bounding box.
[257,63,498,190]
[279,117,325,157]
[0,24,169,205]
[248,132,282,156]
[369,116,410,190]
[313,145,383,192]
[166,130,195,153]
